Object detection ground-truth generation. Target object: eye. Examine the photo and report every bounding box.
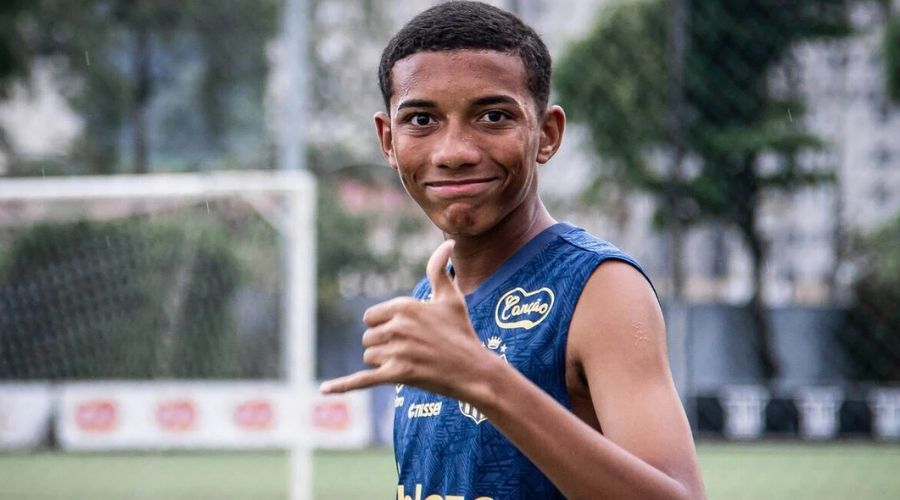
[409,113,433,126]
[481,110,508,123]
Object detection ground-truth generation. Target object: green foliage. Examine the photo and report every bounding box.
[316,181,383,304]
[557,0,855,379]
[840,214,900,382]
[553,0,668,189]
[683,1,849,228]
[1,0,279,174]
[0,217,243,379]
[886,14,900,103]
[556,0,851,222]
[0,0,31,99]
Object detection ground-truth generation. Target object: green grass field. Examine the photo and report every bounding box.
[1,443,898,499]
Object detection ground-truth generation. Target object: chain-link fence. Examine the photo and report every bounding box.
[554,0,900,442]
[0,0,898,498]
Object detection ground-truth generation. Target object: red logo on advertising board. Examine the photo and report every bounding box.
[313,400,350,430]
[75,400,117,432]
[234,399,274,430]
[156,399,196,431]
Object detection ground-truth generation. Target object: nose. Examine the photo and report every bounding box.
[431,121,481,169]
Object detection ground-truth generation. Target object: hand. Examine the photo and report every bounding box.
[320,240,495,400]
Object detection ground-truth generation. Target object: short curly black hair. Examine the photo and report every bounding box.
[378,1,552,113]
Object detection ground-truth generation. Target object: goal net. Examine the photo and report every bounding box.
[0,170,316,500]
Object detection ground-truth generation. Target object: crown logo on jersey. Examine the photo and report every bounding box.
[481,336,508,361]
[494,287,555,330]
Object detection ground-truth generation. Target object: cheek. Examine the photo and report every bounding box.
[394,138,429,170]
[502,132,538,181]
[392,148,421,187]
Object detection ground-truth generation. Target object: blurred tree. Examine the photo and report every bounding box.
[0,0,278,174]
[840,214,900,382]
[556,0,853,379]
[315,178,382,305]
[0,1,29,91]
[0,218,242,379]
[885,12,900,103]
[0,0,32,163]
[306,0,392,165]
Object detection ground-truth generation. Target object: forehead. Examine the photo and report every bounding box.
[389,50,531,109]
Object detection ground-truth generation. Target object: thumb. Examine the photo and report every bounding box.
[426,239,459,302]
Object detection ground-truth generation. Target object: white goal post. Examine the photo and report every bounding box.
[0,170,316,500]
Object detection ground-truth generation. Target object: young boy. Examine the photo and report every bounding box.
[321,2,706,499]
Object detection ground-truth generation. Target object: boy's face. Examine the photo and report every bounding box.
[374,50,563,237]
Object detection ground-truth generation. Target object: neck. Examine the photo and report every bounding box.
[446,199,556,295]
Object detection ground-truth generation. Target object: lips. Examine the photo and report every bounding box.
[425,177,498,197]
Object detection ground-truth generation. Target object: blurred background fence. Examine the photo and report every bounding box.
[0,0,898,498]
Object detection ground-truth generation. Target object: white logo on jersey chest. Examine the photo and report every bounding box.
[494,287,555,330]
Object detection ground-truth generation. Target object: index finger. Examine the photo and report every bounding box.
[319,368,388,394]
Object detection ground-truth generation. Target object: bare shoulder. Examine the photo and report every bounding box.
[568,259,667,376]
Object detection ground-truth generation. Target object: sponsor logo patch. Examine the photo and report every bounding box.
[234,399,274,430]
[313,400,350,430]
[494,287,554,330]
[407,401,442,419]
[75,400,117,432]
[156,399,196,432]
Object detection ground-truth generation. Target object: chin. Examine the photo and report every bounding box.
[437,213,498,238]
[429,204,470,231]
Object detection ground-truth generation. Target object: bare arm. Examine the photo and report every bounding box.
[475,261,705,499]
[321,242,705,499]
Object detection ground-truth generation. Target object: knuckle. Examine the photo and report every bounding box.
[363,325,386,345]
[387,340,409,359]
[394,360,415,380]
[390,316,412,334]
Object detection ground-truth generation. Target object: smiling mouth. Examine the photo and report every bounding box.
[425,178,498,196]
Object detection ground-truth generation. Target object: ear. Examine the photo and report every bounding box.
[374,111,398,170]
[536,105,566,164]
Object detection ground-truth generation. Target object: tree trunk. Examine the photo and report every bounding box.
[132,23,150,174]
[0,127,18,172]
[745,226,776,380]
[738,166,778,381]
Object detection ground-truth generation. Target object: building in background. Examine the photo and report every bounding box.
[0,0,898,448]
[1,0,896,307]
[299,0,898,310]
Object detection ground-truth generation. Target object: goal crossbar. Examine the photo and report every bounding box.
[0,170,317,500]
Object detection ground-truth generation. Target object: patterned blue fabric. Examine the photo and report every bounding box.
[393,223,648,500]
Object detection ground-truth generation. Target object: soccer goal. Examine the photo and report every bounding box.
[0,170,316,500]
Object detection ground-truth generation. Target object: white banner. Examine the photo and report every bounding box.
[312,390,371,449]
[57,381,370,450]
[0,383,54,450]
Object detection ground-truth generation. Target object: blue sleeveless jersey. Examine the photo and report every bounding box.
[393,222,650,500]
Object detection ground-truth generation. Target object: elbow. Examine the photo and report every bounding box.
[673,478,707,500]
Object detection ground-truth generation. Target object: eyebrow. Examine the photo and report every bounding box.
[471,95,519,107]
[396,99,437,111]
[395,95,521,112]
